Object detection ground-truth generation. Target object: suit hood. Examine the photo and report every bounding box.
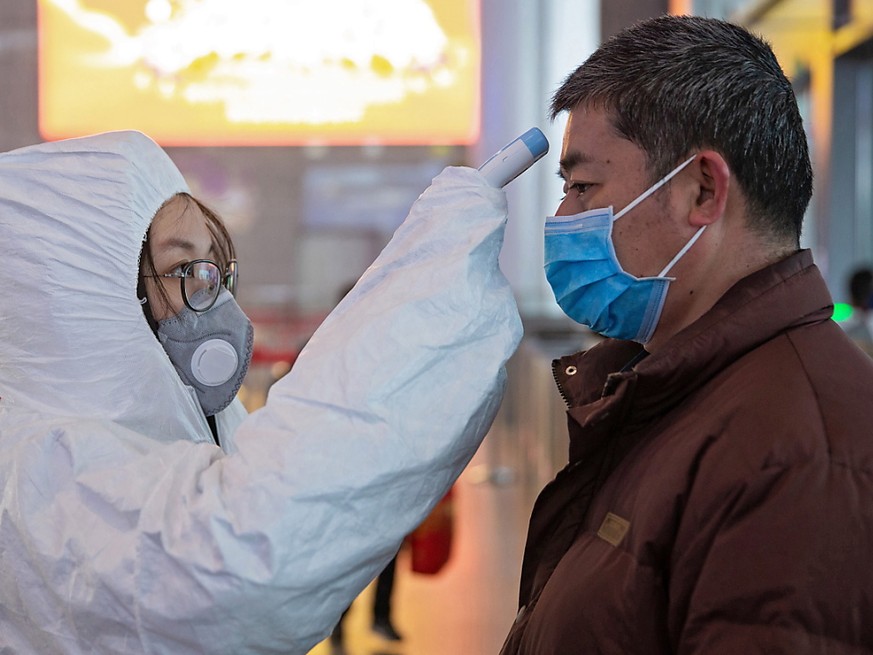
[0,130,216,442]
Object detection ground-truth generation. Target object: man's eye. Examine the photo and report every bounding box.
[561,182,590,200]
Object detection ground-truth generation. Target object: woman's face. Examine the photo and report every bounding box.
[144,195,217,322]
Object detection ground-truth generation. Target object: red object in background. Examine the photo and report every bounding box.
[250,347,299,367]
[246,309,326,368]
[408,487,454,575]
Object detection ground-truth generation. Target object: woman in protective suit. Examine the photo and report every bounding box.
[139,191,249,446]
[0,130,521,654]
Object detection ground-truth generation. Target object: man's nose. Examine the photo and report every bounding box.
[555,195,581,217]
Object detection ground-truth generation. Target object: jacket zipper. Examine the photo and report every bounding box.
[552,359,573,408]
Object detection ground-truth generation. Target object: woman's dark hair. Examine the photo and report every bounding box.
[138,193,235,331]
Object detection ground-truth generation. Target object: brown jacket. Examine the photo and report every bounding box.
[501,250,873,654]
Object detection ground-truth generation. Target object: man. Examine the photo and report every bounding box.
[501,15,873,654]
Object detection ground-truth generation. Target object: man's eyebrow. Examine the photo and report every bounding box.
[558,150,596,178]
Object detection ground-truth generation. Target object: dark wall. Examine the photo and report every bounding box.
[0,1,40,150]
[601,0,670,41]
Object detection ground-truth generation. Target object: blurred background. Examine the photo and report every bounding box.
[3,0,873,652]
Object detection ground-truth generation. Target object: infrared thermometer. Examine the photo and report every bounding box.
[477,127,549,187]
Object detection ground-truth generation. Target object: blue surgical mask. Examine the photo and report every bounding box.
[544,156,704,343]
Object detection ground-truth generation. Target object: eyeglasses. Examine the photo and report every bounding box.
[145,259,238,312]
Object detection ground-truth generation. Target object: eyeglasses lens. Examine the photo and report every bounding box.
[186,261,221,311]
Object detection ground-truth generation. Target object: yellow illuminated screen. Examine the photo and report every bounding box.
[38,0,480,145]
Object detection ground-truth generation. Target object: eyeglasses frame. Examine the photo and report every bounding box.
[145,258,238,313]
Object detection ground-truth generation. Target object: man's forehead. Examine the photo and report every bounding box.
[558,141,616,177]
[560,108,641,171]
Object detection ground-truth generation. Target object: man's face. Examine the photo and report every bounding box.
[556,107,689,279]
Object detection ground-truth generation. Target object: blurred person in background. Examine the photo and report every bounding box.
[0,130,521,654]
[840,266,873,355]
[330,554,401,654]
[501,15,873,654]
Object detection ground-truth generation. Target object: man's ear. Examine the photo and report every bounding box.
[688,150,730,227]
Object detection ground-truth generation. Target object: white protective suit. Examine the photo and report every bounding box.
[0,131,522,654]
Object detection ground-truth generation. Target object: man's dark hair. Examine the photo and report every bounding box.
[551,15,812,246]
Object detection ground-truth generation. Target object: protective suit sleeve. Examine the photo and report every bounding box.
[130,166,522,653]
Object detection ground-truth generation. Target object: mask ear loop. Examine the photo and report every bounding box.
[137,277,160,335]
[609,154,703,279]
[613,155,697,221]
[658,225,707,277]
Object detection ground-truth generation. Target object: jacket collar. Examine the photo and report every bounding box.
[554,250,832,463]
